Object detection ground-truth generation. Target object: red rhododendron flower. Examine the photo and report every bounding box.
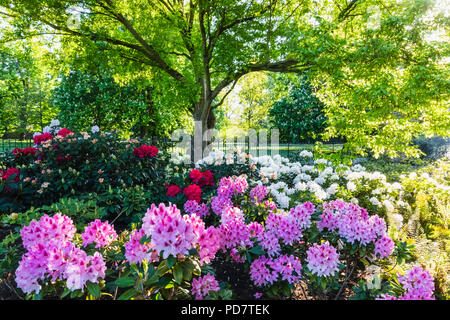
[56,154,72,163]
[167,184,181,197]
[1,168,20,183]
[12,147,37,157]
[57,128,74,138]
[189,169,215,187]
[33,133,53,145]
[189,169,203,183]
[201,170,215,186]
[183,184,202,202]
[133,145,159,158]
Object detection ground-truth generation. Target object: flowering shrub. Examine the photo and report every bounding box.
[377,266,435,300]
[191,274,220,300]
[0,123,170,216]
[15,214,107,296]
[1,136,445,300]
[33,132,53,145]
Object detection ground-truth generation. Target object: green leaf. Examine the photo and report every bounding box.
[114,277,135,288]
[61,288,71,299]
[117,288,137,300]
[167,255,176,269]
[173,264,183,284]
[86,281,101,298]
[249,245,266,255]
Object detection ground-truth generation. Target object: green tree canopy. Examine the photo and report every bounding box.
[52,69,174,137]
[0,0,448,156]
[270,74,327,143]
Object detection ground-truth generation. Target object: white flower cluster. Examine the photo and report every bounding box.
[195,149,248,167]
[34,119,61,137]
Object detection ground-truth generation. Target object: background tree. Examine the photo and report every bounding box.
[0,42,57,138]
[270,74,327,143]
[238,72,272,131]
[0,0,448,157]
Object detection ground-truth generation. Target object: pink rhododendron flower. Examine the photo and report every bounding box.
[15,215,106,295]
[306,241,340,277]
[210,195,233,215]
[318,200,386,245]
[374,235,395,259]
[191,274,220,300]
[124,228,158,265]
[249,256,278,287]
[271,254,303,284]
[81,219,118,248]
[142,203,198,259]
[197,226,221,265]
[377,266,435,300]
[249,185,268,204]
[20,213,76,250]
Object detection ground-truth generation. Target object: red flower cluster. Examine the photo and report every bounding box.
[56,154,72,163]
[12,147,37,157]
[57,128,74,137]
[133,145,159,158]
[189,169,215,187]
[1,168,20,183]
[33,133,53,145]
[183,184,202,202]
[166,184,181,197]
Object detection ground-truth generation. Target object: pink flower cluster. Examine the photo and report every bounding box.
[81,219,118,248]
[124,228,159,265]
[142,203,197,259]
[249,254,302,287]
[318,200,389,246]
[219,209,252,251]
[184,200,210,217]
[15,214,106,295]
[210,195,233,215]
[249,185,268,204]
[20,213,76,250]
[306,241,340,277]
[191,274,220,300]
[210,175,248,216]
[197,226,222,264]
[258,202,315,256]
[374,235,395,259]
[378,266,435,300]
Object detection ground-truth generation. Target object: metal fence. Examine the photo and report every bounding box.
[0,138,34,153]
[0,135,344,160]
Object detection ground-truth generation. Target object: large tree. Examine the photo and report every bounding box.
[0,0,448,157]
[270,74,327,143]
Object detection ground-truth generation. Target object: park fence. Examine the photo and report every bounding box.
[0,135,345,162]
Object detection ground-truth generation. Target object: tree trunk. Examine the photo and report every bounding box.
[191,98,216,164]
